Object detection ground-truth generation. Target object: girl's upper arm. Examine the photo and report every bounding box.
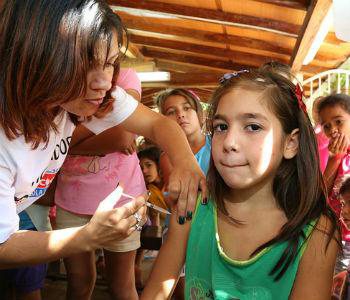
[289,215,340,300]
[141,211,190,300]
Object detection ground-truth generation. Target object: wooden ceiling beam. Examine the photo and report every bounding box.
[110,0,300,35]
[131,36,327,74]
[253,0,310,10]
[290,0,332,73]
[130,34,289,66]
[141,47,249,72]
[155,60,225,74]
[301,64,329,74]
[153,54,323,77]
[141,99,157,107]
[169,72,220,87]
[119,12,294,56]
[124,43,143,59]
[142,88,160,97]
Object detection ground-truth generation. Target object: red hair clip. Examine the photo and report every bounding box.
[295,84,307,113]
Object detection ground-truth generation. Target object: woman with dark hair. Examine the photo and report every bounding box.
[0,0,205,279]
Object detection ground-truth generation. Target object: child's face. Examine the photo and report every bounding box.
[163,95,202,137]
[341,191,350,230]
[140,158,160,184]
[211,88,287,191]
[319,105,350,139]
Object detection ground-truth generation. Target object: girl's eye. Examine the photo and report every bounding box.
[336,119,343,125]
[166,110,175,116]
[323,124,330,131]
[104,62,116,69]
[245,124,262,132]
[213,123,228,132]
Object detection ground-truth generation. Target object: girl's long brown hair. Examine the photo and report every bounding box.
[0,0,127,148]
[207,69,339,280]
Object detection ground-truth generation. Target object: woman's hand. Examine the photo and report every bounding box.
[116,100,208,224]
[84,186,147,250]
[167,160,207,224]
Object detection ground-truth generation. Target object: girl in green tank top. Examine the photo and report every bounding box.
[142,68,339,300]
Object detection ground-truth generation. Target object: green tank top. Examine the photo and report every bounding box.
[185,199,316,300]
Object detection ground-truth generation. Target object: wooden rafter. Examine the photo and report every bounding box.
[109,0,300,35]
[290,0,332,72]
[119,12,294,56]
[130,34,289,67]
[141,47,249,72]
[123,43,143,59]
[105,0,349,93]
[155,60,225,74]
[142,88,160,96]
[253,0,310,10]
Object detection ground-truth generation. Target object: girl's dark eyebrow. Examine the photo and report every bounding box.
[214,113,268,122]
[241,113,268,122]
[320,115,343,125]
[213,114,226,121]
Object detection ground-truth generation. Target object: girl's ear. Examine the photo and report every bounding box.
[283,128,299,159]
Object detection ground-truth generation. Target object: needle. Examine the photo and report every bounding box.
[121,192,171,215]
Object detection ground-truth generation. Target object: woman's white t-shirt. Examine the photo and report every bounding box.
[0,87,138,243]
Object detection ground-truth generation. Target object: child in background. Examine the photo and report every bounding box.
[136,146,169,289]
[142,69,339,300]
[155,89,211,182]
[318,94,350,217]
[54,68,146,300]
[138,146,170,227]
[318,95,350,272]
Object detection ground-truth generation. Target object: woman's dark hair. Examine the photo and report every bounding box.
[207,68,338,280]
[318,93,350,115]
[0,0,127,148]
[137,146,162,167]
[155,88,204,126]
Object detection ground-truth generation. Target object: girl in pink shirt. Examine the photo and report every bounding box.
[55,68,146,299]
